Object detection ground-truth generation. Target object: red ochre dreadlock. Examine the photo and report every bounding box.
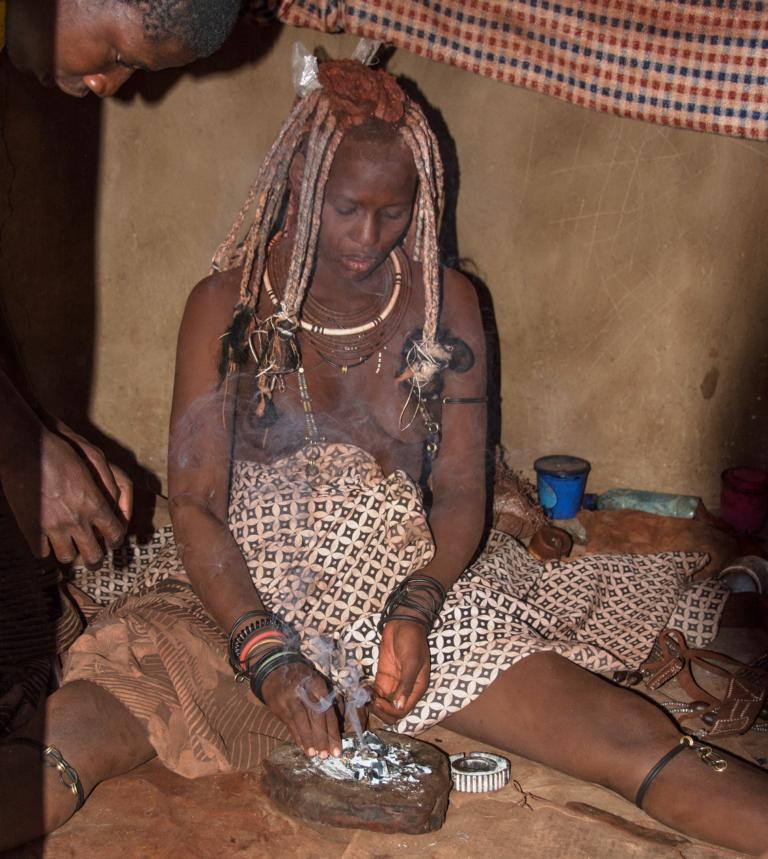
[212,58,448,405]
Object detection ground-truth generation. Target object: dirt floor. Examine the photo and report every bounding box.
[6,722,760,859]
[4,508,767,859]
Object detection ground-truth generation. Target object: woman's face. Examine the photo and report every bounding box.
[315,135,418,283]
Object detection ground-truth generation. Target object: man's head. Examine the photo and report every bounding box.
[5,0,241,98]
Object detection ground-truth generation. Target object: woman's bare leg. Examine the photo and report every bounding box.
[0,680,154,850]
[442,652,768,855]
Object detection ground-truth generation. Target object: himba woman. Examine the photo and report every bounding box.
[1,53,767,854]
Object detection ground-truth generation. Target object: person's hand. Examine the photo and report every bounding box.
[3,426,129,565]
[260,660,342,758]
[370,620,430,723]
[54,422,133,524]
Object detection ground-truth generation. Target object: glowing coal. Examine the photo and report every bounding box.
[312,731,431,785]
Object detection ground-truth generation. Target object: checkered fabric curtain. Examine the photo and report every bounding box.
[252,0,768,140]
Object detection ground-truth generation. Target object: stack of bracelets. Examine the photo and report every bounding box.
[228,609,312,703]
[377,575,448,634]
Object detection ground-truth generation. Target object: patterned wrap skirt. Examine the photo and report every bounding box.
[65,443,727,778]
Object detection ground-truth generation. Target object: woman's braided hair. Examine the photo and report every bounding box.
[213,59,449,404]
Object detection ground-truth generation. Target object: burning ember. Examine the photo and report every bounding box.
[312,731,432,785]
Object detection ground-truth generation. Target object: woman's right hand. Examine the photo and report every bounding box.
[260,661,342,758]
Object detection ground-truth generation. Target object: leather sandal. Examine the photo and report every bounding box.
[635,628,768,737]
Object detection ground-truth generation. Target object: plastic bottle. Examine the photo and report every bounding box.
[581,489,701,519]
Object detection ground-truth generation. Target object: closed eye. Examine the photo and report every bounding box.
[381,208,408,220]
[115,54,150,72]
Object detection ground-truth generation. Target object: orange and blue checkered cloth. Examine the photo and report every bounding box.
[254,0,768,140]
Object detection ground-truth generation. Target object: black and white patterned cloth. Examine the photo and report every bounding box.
[71,443,727,735]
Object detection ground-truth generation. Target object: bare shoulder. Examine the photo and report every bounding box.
[175,267,244,376]
[183,266,242,330]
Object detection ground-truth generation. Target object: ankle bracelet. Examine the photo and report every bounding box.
[635,735,727,809]
[5,737,85,812]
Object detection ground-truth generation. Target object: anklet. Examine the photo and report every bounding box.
[635,735,727,809]
[5,737,85,812]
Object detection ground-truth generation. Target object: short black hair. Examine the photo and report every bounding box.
[116,0,242,58]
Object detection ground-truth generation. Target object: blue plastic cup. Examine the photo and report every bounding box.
[534,455,591,519]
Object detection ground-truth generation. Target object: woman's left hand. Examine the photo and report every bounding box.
[370,620,430,723]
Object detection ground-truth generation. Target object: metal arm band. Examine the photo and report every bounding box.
[377,575,448,635]
[248,651,312,704]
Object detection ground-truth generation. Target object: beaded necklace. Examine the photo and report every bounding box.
[264,235,412,372]
[296,365,325,480]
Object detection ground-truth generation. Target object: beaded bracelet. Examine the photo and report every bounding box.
[228,609,271,662]
[377,575,448,635]
[239,630,288,668]
[227,610,297,671]
[228,609,271,640]
[249,651,313,704]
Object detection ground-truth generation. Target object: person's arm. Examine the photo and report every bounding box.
[0,367,129,564]
[168,271,341,756]
[167,272,265,629]
[407,273,488,590]
[372,268,488,720]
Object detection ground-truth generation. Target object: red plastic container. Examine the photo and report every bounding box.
[720,467,768,533]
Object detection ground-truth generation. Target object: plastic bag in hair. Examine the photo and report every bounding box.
[291,42,322,98]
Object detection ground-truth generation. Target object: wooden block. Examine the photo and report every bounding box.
[261,730,451,834]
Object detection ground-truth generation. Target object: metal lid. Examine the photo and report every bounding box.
[533,455,591,478]
[449,752,511,793]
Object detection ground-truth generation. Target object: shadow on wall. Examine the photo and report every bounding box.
[398,72,502,532]
[0,18,284,512]
[713,260,768,478]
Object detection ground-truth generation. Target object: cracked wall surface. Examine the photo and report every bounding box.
[2,26,766,507]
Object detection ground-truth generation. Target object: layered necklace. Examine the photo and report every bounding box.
[264,235,411,373]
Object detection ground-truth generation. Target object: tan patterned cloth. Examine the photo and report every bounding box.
[65,443,728,777]
[64,578,292,777]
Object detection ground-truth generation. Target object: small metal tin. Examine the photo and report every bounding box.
[449,752,511,793]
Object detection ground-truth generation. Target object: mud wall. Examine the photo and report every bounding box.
[3,25,766,506]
